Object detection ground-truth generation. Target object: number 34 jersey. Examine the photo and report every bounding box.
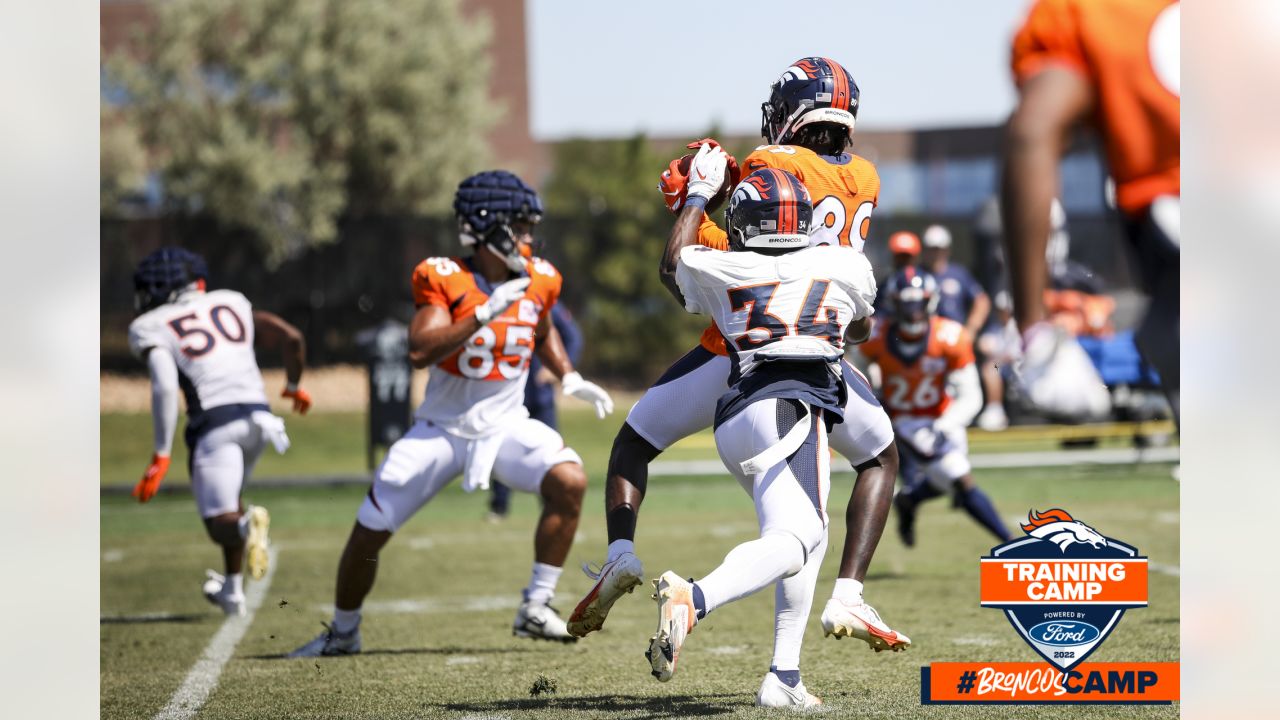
[674,244,876,387]
[128,289,267,414]
[411,255,563,438]
[858,317,975,420]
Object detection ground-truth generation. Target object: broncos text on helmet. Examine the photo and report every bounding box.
[761,56,860,145]
[725,169,813,253]
[133,246,209,313]
[453,170,544,273]
[888,266,940,339]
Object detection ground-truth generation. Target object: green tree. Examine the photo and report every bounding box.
[543,135,717,383]
[104,0,494,267]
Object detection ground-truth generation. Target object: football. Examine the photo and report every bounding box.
[673,152,735,213]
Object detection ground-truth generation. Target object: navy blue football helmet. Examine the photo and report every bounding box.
[760,57,860,145]
[887,267,940,339]
[453,170,543,272]
[725,169,813,252]
[133,246,208,312]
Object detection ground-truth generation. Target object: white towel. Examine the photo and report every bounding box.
[251,411,291,454]
[740,402,812,475]
[460,432,504,493]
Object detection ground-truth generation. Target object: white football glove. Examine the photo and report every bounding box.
[1011,322,1111,421]
[475,277,531,325]
[685,143,728,201]
[561,371,614,419]
[895,418,940,457]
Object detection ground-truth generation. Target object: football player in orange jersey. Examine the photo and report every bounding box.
[290,171,614,656]
[1003,0,1180,423]
[571,57,908,654]
[861,269,1012,546]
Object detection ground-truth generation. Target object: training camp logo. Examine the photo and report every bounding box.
[980,509,1148,671]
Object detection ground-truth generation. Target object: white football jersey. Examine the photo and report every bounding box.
[674,245,877,378]
[128,289,268,413]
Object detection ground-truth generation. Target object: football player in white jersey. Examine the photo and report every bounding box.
[128,247,311,616]
[289,171,614,657]
[643,149,877,708]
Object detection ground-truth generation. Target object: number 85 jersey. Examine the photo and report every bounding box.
[411,255,563,438]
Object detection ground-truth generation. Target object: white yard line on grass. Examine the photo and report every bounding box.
[153,546,279,720]
[1150,562,1180,577]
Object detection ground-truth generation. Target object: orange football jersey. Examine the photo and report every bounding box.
[695,144,881,354]
[1012,0,1180,214]
[412,255,562,381]
[859,316,975,419]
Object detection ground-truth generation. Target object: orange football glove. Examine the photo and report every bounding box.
[133,453,171,503]
[282,385,312,414]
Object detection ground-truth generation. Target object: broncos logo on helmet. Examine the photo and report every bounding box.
[453,170,544,273]
[1021,509,1108,552]
[761,56,860,145]
[726,169,812,252]
[133,246,208,313]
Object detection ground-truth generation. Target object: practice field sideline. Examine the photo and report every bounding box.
[102,464,1178,719]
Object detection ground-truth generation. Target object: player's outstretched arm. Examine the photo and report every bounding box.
[1001,66,1093,332]
[254,310,311,413]
[135,349,178,503]
[534,311,613,419]
[659,204,707,306]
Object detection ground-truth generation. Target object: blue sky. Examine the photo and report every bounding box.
[527,0,1034,140]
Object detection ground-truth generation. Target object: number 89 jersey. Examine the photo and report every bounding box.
[411,255,563,438]
[127,289,267,414]
[858,316,975,420]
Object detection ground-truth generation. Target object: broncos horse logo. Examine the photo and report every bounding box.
[1021,509,1108,552]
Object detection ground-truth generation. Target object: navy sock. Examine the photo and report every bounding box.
[770,666,801,688]
[692,583,707,620]
[959,486,1011,541]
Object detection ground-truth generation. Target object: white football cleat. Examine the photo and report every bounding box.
[200,570,245,617]
[287,624,362,658]
[975,404,1009,432]
[512,598,577,643]
[244,505,271,581]
[821,597,911,652]
[757,671,822,709]
[567,552,644,637]
[646,571,698,682]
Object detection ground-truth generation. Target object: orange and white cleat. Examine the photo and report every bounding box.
[820,597,911,652]
[567,552,644,637]
[646,571,698,682]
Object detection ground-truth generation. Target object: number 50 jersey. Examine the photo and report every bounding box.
[674,245,877,422]
[411,255,563,439]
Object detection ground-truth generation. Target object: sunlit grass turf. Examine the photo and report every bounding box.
[101,464,1178,719]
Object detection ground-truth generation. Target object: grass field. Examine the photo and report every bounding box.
[101,409,1180,720]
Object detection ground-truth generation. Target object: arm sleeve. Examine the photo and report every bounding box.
[1011,0,1089,85]
[836,252,879,320]
[674,246,716,314]
[696,213,729,251]
[551,304,584,364]
[147,349,180,455]
[938,363,983,431]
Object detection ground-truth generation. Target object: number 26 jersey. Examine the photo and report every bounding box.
[411,255,563,438]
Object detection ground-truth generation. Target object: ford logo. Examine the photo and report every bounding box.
[1029,621,1100,646]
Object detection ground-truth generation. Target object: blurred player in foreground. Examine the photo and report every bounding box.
[859,269,1012,546]
[129,247,310,616]
[1003,0,1179,421]
[290,171,613,656]
[572,57,908,656]
[647,153,877,707]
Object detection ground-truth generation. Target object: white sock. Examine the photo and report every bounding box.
[226,573,244,597]
[237,513,251,539]
[833,578,864,604]
[525,562,562,605]
[697,533,806,617]
[333,608,361,635]
[773,534,827,671]
[606,539,634,563]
